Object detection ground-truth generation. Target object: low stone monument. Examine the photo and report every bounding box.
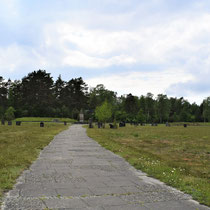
[166,122,170,127]
[97,122,102,128]
[119,121,126,127]
[16,121,21,126]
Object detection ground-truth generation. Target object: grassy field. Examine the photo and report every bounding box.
[0,121,68,201]
[15,117,76,122]
[87,124,210,206]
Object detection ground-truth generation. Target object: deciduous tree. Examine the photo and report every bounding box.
[95,101,112,127]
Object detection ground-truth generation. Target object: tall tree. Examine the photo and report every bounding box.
[139,95,146,114]
[123,93,139,121]
[145,93,155,122]
[0,76,8,118]
[63,77,88,118]
[53,75,66,116]
[191,102,202,122]
[202,97,210,122]
[53,75,65,103]
[156,94,170,123]
[8,80,22,117]
[95,100,112,126]
[89,84,117,110]
[20,70,54,116]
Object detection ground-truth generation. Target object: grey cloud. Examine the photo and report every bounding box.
[166,76,210,97]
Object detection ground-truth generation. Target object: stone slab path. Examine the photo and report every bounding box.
[2,125,210,210]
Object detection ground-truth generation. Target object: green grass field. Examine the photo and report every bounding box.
[15,117,76,122]
[87,124,210,206]
[0,121,68,201]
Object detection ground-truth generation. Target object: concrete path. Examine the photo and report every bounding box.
[2,125,210,210]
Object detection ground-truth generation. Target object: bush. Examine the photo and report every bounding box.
[5,106,15,121]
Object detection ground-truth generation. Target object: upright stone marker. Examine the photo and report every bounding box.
[98,122,102,128]
[89,118,93,128]
[79,110,84,123]
[40,122,44,127]
[8,121,12,126]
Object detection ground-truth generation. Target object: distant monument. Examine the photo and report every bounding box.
[79,110,84,123]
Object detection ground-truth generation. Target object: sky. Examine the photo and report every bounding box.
[0,0,210,104]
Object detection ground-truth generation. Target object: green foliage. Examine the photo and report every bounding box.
[156,94,170,123]
[95,101,112,124]
[0,106,4,119]
[136,109,146,123]
[89,84,117,110]
[15,117,76,123]
[0,77,8,110]
[0,70,208,123]
[203,97,210,122]
[115,110,127,121]
[5,106,15,121]
[145,93,156,122]
[71,108,79,120]
[63,77,88,114]
[124,93,139,118]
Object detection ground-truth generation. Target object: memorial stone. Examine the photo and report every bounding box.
[16,121,21,126]
[88,118,93,128]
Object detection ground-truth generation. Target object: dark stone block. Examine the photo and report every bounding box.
[16,121,21,126]
[89,118,93,128]
[109,124,117,129]
[89,123,93,128]
[109,124,114,128]
[8,121,12,126]
[40,122,44,127]
[98,122,102,128]
[119,121,126,127]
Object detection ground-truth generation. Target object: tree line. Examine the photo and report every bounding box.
[0,69,210,123]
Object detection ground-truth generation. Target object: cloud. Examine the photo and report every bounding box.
[0,0,19,20]
[166,73,210,104]
[86,69,194,98]
[38,11,210,70]
[0,44,49,76]
[1,0,210,104]
[0,44,27,73]
[41,22,139,68]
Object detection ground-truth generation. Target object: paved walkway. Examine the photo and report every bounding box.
[2,125,210,210]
